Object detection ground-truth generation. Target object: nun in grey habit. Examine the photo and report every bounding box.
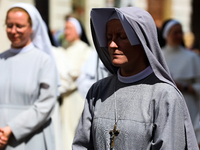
[0,3,59,150]
[72,7,199,150]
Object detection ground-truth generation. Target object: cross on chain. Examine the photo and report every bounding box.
[109,124,120,148]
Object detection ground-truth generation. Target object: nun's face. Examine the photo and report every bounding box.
[106,19,148,76]
[64,21,79,43]
[166,24,183,46]
[6,10,33,48]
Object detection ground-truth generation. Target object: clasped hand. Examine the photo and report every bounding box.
[0,126,12,150]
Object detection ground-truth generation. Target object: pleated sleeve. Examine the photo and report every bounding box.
[151,87,199,150]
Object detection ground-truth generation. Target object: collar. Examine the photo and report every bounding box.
[9,43,34,54]
[165,44,182,52]
[117,66,153,83]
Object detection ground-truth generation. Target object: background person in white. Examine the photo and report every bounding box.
[53,16,93,150]
[160,19,200,148]
[76,50,111,99]
[0,3,58,150]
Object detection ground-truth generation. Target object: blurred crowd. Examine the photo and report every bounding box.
[0,2,200,150]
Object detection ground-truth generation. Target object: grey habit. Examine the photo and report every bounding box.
[72,7,199,150]
[0,44,57,150]
[0,3,58,150]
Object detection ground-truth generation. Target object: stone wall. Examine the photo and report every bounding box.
[50,0,72,32]
[0,0,192,52]
[172,0,191,33]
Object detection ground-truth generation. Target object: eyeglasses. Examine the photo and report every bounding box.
[5,23,30,32]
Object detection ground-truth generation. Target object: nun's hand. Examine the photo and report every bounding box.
[0,126,12,139]
[0,126,12,149]
[0,129,8,150]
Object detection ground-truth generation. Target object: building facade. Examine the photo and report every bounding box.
[0,0,193,52]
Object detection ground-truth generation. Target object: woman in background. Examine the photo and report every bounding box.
[53,16,93,150]
[160,19,200,147]
[0,3,58,150]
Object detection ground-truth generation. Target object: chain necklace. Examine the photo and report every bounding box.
[109,72,153,149]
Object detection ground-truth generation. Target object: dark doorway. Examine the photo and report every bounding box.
[34,0,56,46]
[35,0,49,27]
[191,0,200,51]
